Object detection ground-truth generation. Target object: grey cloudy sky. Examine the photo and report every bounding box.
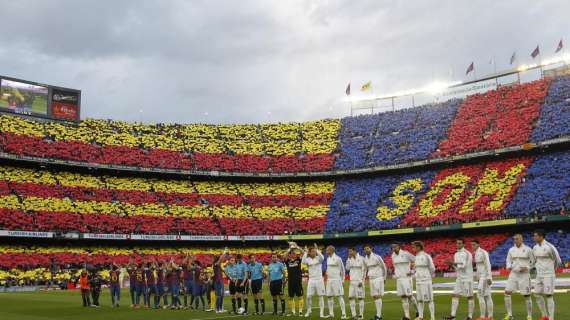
[0,0,568,124]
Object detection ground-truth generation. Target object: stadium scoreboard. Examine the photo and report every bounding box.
[0,75,81,122]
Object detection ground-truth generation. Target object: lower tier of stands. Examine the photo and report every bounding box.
[1,229,568,285]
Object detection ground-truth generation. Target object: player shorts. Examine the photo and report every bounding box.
[241,280,250,295]
[229,280,246,295]
[307,279,325,297]
[415,281,433,302]
[506,272,531,295]
[368,277,385,297]
[396,278,413,297]
[288,279,303,297]
[348,280,365,299]
[270,279,284,296]
[251,279,263,295]
[453,279,474,297]
[534,275,555,295]
[325,279,344,296]
[477,277,492,297]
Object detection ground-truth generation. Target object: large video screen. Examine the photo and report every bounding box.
[0,79,48,115]
[51,89,80,121]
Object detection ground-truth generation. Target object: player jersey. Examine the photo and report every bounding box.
[248,262,264,281]
[454,248,473,281]
[286,257,302,282]
[157,268,166,285]
[127,266,137,286]
[302,250,324,280]
[213,263,223,283]
[474,248,492,279]
[109,270,120,286]
[235,261,248,280]
[268,261,285,281]
[414,251,435,283]
[135,268,146,286]
[224,263,239,280]
[193,265,203,285]
[183,266,193,282]
[507,244,534,273]
[346,254,366,282]
[326,253,345,280]
[391,249,415,279]
[363,252,386,279]
[533,240,562,276]
[145,268,156,285]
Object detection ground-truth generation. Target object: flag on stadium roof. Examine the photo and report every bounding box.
[465,62,474,75]
[531,45,540,58]
[509,51,516,65]
[555,39,564,53]
[345,83,351,96]
[361,81,372,92]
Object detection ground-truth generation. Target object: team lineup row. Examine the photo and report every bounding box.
[74,230,562,320]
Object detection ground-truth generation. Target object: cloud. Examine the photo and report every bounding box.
[0,0,567,124]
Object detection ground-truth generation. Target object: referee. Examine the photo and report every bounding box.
[285,243,304,316]
[248,254,266,315]
[268,253,286,315]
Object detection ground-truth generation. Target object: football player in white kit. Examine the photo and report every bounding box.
[391,243,419,320]
[445,238,475,320]
[532,230,562,320]
[471,240,494,320]
[504,233,534,320]
[412,241,436,320]
[363,244,387,320]
[325,245,347,319]
[346,247,366,319]
[302,243,326,318]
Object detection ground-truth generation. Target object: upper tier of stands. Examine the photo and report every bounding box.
[1,75,569,174]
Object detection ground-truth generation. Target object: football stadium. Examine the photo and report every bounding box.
[1,1,570,320]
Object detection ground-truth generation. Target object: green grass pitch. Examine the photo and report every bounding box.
[0,278,568,319]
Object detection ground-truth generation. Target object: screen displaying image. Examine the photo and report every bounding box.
[51,89,80,121]
[0,79,48,115]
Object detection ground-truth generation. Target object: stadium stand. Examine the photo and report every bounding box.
[0,76,568,175]
[0,149,568,235]
[3,229,570,285]
[1,74,570,288]
[0,165,332,235]
[0,115,340,173]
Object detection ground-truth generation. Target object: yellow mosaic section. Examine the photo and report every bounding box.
[0,114,340,155]
[0,165,335,196]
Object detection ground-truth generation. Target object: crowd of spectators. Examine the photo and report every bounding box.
[0,165,332,235]
[0,76,568,175]
[335,99,460,169]
[0,115,339,173]
[531,75,570,142]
